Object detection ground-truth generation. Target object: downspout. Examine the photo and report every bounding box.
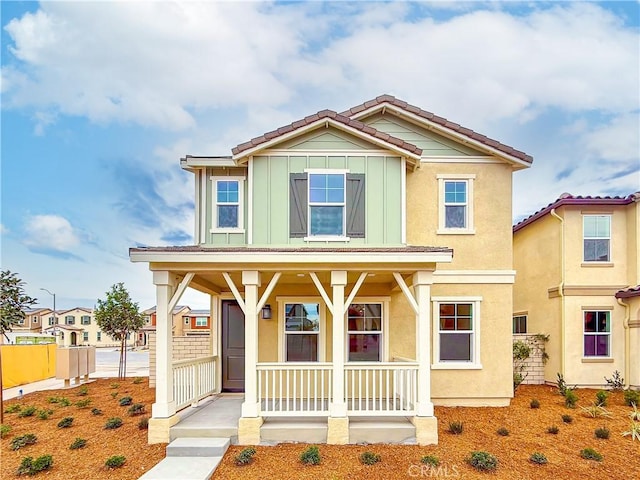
[550,208,565,376]
[616,297,631,389]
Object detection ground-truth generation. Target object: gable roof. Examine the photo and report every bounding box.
[513,192,640,233]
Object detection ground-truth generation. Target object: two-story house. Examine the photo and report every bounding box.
[513,193,640,389]
[131,95,532,445]
[12,308,51,333]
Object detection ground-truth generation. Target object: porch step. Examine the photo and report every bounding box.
[137,456,223,480]
[261,417,328,444]
[170,396,242,443]
[166,437,230,457]
[349,417,416,444]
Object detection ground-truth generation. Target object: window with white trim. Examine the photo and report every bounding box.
[584,310,610,357]
[81,315,91,325]
[583,215,610,262]
[83,332,89,342]
[513,315,527,334]
[433,297,482,368]
[33,316,39,324]
[65,315,75,325]
[195,317,208,327]
[97,331,102,342]
[284,303,320,362]
[437,174,475,234]
[309,173,345,236]
[211,176,245,232]
[48,317,56,326]
[347,303,382,361]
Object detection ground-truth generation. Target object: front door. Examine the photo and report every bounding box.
[221,300,245,392]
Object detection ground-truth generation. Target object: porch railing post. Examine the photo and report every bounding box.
[330,270,348,417]
[241,270,261,418]
[413,271,434,417]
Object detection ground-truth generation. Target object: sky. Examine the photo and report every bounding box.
[1,1,639,311]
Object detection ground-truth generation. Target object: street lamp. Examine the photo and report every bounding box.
[40,288,56,331]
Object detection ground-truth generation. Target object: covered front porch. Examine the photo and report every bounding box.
[129,246,453,445]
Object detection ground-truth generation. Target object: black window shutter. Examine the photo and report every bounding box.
[289,173,308,238]
[346,173,365,238]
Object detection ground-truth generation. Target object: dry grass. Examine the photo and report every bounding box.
[1,383,639,479]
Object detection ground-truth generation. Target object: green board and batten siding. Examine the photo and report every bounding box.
[251,154,402,246]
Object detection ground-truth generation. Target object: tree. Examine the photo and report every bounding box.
[94,283,144,379]
[0,270,37,423]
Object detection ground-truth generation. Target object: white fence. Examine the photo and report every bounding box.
[172,355,217,410]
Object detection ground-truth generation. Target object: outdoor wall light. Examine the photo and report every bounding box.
[261,304,272,320]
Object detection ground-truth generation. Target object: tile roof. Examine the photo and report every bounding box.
[232,109,422,157]
[615,285,640,299]
[340,94,533,164]
[513,192,639,232]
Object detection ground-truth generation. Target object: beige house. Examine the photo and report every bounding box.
[130,95,533,445]
[44,307,136,348]
[139,305,197,346]
[13,308,51,333]
[513,193,640,388]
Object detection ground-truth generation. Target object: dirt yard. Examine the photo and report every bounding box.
[1,382,639,479]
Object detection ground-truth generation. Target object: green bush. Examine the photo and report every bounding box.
[564,390,578,408]
[110,383,120,389]
[110,392,118,399]
[69,438,87,450]
[561,414,573,424]
[91,408,103,416]
[604,370,624,391]
[529,452,548,465]
[138,417,149,430]
[580,448,602,461]
[467,451,498,471]
[359,451,381,465]
[234,447,256,466]
[10,434,37,451]
[16,454,53,476]
[76,386,89,396]
[420,455,440,467]
[594,426,610,439]
[119,396,133,406]
[18,406,37,418]
[496,427,509,436]
[132,377,144,384]
[300,445,321,465]
[556,373,568,396]
[37,409,53,420]
[105,455,126,469]
[4,404,21,414]
[75,399,92,409]
[448,420,463,434]
[48,396,71,407]
[580,404,612,418]
[57,417,74,428]
[530,399,540,409]
[546,425,559,435]
[127,403,145,416]
[0,424,11,438]
[105,417,123,430]
[595,390,608,406]
[623,389,640,407]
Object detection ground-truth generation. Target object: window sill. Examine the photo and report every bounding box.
[581,357,614,363]
[210,228,245,234]
[581,262,613,268]
[432,362,482,370]
[303,236,351,242]
[437,228,476,235]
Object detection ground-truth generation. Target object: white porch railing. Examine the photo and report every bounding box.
[172,355,217,410]
[345,362,418,416]
[257,362,333,416]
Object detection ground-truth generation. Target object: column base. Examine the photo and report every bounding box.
[327,417,349,445]
[412,416,438,445]
[238,416,264,445]
[148,415,180,444]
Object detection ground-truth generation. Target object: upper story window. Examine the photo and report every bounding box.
[437,174,475,234]
[81,315,91,325]
[290,170,365,240]
[211,176,245,233]
[513,315,527,334]
[33,315,39,324]
[144,316,151,324]
[584,310,610,357]
[195,317,208,327]
[583,215,610,262]
[65,315,75,325]
[48,316,56,326]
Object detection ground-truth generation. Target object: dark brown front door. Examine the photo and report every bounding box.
[221,300,245,392]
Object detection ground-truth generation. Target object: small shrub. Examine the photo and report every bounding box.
[110,392,118,399]
[57,417,74,428]
[594,426,610,439]
[580,447,602,461]
[4,404,21,414]
[529,452,548,465]
[18,406,37,418]
[105,417,123,430]
[580,404,612,418]
[496,427,509,436]
[0,424,11,438]
[76,399,92,409]
[622,421,640,441]
[105,455,126,469]
[547,425,559,435]
[300,445,321,465]
[448,420,464,434]
[556,373,568,396]
[623,389,640,407]
[48,396,71,407]
[604,370,624,391]
[119,396,133,406]
[359,451,381,465]
[76,386,88,396]
[138,417,149,430]
[37,409,53,420]
[561,414,573,424]
[132,377,144,384]
[467,451,498,471]
[69,437,87,450]
[17,454,53,476]
[420,455,440,467]
[127,403,145,416]
[234,447,256,466]
[530,399,540,409]
[595,390,608,406]
[110,383,120,389]
[91,408,103,416]
[10,434,37,451]
[564,390,578,408]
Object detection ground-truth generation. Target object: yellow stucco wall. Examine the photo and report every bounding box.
[1,343,56,388]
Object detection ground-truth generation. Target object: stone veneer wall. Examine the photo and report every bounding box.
[148,333,211,387]
[513,334,546,385]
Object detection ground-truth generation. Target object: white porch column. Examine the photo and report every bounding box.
[330,270,348,417]
[241,270,261,418]
[151,271,176,419]
[414,270,434,417]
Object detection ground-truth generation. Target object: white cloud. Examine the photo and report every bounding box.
[23,214,81,252]
[0,224,8,235]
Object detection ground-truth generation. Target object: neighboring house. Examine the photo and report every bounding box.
[182,309,212,335]
[139,305,192,346]
[513,193,640,388]
[12,308,51,333]
[130,94,533,445]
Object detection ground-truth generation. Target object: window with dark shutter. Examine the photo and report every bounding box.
[289,173,308,237]
[346,173,365,238]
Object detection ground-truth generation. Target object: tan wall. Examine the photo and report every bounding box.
[407,162,514,270]
[625,200,639,285]
[148,333,212,387]
[628,296,640,388]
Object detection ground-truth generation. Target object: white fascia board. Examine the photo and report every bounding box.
[232,118,422,164]
[180,157,237,170]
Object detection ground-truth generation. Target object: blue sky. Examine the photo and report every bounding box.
[1,1,639,311]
